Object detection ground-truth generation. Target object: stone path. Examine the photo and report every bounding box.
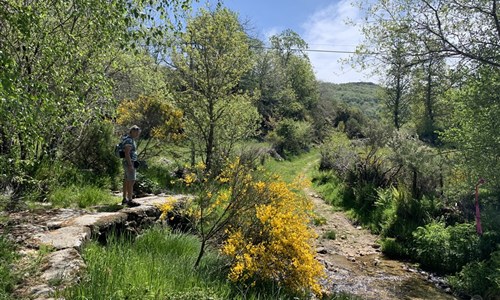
[1,195,190,300]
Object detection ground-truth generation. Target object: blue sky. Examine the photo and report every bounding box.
[221,0,375,83]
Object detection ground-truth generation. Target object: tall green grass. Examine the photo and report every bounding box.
[48,185,120,208]
[311,171,345,208]
[263,148,319,183]
[61,227,299,300]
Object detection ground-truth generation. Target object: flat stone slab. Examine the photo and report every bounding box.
[29,284,54,299]
[133,195,166,206]
[121,205,161,218]
[41,248,85,284]
[61,212,128,231]
[33,226,91,250]
[134,194,193,206]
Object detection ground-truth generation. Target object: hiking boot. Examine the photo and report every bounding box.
[122,198,141,207]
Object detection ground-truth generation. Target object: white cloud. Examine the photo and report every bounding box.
[302,0,377,83]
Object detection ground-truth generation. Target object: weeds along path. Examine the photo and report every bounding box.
[299,159,457,300]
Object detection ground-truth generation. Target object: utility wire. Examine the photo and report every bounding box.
[253,46,378,55]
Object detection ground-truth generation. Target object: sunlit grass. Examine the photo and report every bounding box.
[61,227,230,299]
[48,185,120,208]
[61,227,300,300]
[263,148,320,183]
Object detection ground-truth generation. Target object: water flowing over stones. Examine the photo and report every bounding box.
[307,189,458,300]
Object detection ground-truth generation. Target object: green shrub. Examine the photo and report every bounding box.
[318,132,356,176]
[380,190,436,240]
[448,249,500,299]
[268,118,312,157]
[134,173,162,195]
[140,159,175,187]
[381,237,408,258]
[413,222,480,274]
[64,121,121,180]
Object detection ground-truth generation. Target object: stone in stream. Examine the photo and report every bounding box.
[316,247,328,254]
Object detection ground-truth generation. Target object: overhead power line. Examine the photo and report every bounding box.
[253,46,378,55]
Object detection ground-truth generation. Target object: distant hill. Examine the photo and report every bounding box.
[318,81,383,117]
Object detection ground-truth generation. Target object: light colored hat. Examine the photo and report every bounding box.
[129,125,141,133]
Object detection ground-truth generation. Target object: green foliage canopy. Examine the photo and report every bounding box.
[170,7,260,171]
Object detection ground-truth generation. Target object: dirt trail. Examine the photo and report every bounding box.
[300,160,458,299]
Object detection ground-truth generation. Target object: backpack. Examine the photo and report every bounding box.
[114,136,125,158]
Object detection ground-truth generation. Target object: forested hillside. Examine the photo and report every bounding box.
[318,81,382,117]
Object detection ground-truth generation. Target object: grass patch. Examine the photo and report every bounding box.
[61,227,301,300]
[48,185,120,208]
[311,212,327,226]
[263,148,319,183]
[311,171,345,208]
[323,230,336,240]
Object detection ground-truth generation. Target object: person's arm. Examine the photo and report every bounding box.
[124,144,133,170]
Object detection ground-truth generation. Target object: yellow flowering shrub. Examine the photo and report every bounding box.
[170,157,324,295]
[116,95,183,142]
[221,174,324,296]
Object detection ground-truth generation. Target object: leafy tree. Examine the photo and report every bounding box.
[169,8,259,172]
[110,52,173,102]
[409,54,449,144]
[352,8,413,130]
[267,118,312,157]
[0,0,195,196]
[250,30,318,134]
[442,66,500,189]
[354,0,500,68]
[313,82,379,141]
[383,39,412,130]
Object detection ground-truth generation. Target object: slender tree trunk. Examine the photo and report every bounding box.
[412,167,419,199]
[206,98,215,172]
[425,68,434,124]
[394,75,401,130]
[194,239,206,268]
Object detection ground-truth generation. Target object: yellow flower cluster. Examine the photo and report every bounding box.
[183,172,197,186]
[157,196,178,221]
[221,179,324,296]
[177,157,324,295]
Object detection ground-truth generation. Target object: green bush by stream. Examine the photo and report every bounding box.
[314,130,500,299]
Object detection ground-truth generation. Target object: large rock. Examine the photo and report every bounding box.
[41,248,85,284]
[33,226,91,250]
[61,212,128,233]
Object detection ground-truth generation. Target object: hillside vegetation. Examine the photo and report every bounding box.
[318,82,383,118]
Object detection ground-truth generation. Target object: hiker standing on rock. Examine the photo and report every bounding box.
[122,125,141,207]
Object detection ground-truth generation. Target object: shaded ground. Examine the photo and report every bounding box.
[307,187,458,300]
